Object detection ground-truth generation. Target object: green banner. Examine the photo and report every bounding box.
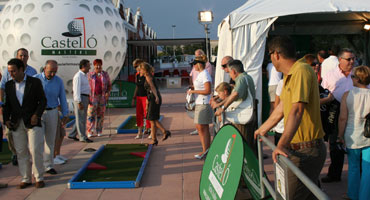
[200,125,244,200]
[107,80,136,108]
[41,49,96,55]
[241,142,273,200]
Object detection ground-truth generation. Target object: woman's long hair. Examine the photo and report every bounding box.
[139,62,154,75]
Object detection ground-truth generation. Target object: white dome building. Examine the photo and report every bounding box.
[0,0,127,97]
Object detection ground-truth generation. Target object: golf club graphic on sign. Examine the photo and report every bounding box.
[200,125,243,200]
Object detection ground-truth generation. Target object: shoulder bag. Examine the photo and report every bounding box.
[224,76,254,125]
[364,113,370,138]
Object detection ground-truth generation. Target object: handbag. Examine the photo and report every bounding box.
[364,113,370,138]
[185,89,196,111]
[224,76,254,124]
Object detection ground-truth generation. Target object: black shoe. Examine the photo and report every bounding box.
[149,139,158,146]
[321,176,340,183]
[46,168,57,175]
[68,136,79,141]
[83,138,93,143]
[12,155,18,166]
[162,131,171,141]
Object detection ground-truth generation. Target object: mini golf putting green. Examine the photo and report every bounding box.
[68,144,152,189]
[0,140,12,165]
[116,115,163,134]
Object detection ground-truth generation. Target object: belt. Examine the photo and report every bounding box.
[81,94,89,97]
[290,138,323,150]
[46,107,56,110]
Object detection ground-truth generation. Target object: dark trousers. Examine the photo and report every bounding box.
[0,125,3,152]
[327,133,345,179]
[288,141,327,199]
[274,132,282,145]
[326,100,344,180]
[234,118,257,156]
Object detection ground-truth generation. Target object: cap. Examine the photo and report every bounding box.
[191,55,207,65]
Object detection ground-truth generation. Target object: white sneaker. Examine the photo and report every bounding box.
[54,157,66,165]
[57,155,68,161]
[148,134,152,139]
[97,133,102,137]
[190,130,198,135]
[88,133,93,138]
[135,134,143,139]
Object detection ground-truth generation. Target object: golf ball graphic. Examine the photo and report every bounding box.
[67,20,83,36]
[0,0,127,98]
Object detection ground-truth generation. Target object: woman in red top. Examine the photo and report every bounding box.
[86,59,111,137]
[132,59,151,139]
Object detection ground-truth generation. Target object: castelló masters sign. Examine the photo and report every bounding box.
[200,125,243,200]
[41,17,97,56]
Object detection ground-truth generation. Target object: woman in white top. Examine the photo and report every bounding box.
[337,66,370,200]
[188,55,212,159]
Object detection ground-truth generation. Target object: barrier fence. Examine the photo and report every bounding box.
[257,135,330,200]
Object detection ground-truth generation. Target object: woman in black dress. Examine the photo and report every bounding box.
[139,62,171,145]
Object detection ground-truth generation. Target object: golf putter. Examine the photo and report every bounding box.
[141,119,146,144]
[107,107,112,138]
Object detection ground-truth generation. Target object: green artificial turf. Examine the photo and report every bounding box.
[123,116,138,130]
[0,141,12,164]
[77,144,147,182]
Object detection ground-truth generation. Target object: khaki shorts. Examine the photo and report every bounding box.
[268,85,278,102]
[55,116,66,142]
[194,104,213,125]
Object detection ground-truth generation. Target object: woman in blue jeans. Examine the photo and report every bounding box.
[337,66,370,200]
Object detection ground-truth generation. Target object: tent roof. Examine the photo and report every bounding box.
[229,0,370,32]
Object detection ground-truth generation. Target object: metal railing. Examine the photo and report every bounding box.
[257,135,330,200]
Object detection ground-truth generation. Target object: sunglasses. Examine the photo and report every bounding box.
[341,57,355,62]
[350,74,357,79]
[268,51,280,56]
[221,64,227,68]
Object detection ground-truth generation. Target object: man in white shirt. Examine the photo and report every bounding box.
[321,48,355,183]
[321,45,340,78]
[266,62,282,113]
[68,59,92,143]
[0,48,38,166]
[3,58,46,189]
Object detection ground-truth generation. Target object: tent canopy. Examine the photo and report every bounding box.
[229,0,370,30]
[216,0,370,124]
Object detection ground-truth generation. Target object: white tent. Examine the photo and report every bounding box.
[216,0,370,124]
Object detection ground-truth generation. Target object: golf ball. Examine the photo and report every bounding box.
[0,0,127,98]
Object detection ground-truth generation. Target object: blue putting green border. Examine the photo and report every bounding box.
[116,115,163,134]
[68,143,153,189]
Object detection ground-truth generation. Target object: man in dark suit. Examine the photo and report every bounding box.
[3,58,46,189]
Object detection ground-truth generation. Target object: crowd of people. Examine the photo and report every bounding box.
[186,38,369,199]
[0,36,369,199]
[0,48,116,189]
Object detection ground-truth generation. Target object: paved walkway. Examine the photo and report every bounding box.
[0,87,348,200]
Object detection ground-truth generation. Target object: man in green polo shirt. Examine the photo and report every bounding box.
[215,60,256,150]
[254,36,326,199]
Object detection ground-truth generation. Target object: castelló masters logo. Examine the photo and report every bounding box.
[41,17,97,56]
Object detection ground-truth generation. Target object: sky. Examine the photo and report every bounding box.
[123,0,246,40]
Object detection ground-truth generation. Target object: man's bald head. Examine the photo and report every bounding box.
[195,49,205,57]
[221,56,233,73]
[44,60,58,80]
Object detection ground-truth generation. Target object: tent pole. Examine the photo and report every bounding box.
[365,31,369,65]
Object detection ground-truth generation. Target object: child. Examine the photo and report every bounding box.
[214,82,232,129]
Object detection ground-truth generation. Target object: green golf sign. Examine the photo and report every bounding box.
[107,81,136,108]
[200,125,244,200]
[242,142,273,200]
